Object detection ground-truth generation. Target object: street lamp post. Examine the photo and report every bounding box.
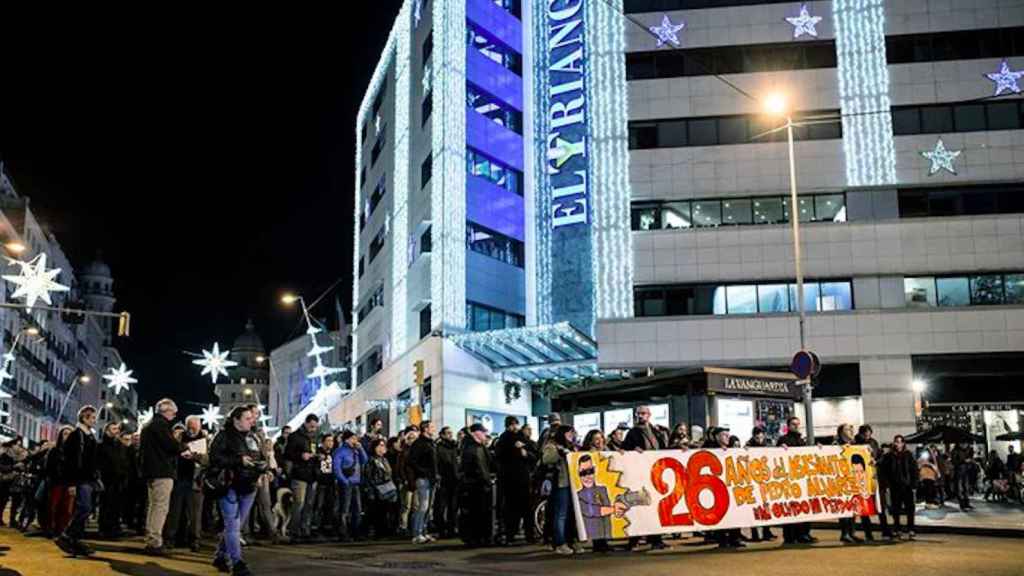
[766,94,815,441]
[56,373,92,425]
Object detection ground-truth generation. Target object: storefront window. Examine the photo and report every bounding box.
[574,412,601,435]
[649,404,670,430]
[716,398,754,446]
[603,408,633,435]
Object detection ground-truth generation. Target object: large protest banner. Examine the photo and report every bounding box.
[568,446,879,541]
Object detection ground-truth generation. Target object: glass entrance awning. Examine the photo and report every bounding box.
[449,322,602,383]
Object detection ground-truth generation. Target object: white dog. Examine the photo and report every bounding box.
[273,487,295,538]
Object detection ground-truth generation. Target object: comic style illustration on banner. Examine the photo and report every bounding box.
[567,445,879,541]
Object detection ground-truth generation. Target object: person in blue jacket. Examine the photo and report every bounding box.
[333,430,367,542]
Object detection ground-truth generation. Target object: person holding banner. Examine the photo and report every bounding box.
[777,417,817,545]
[855,425,888,540]
[835,424,864,544]
[703,427,744,549]
[542,424,581,555]
[744,427,777,543]
[622,406,669,552]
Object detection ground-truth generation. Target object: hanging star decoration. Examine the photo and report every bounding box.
[413,0,423,27]
[200,404,224,429]
[192,342,239,384]
[2,253,71,311]
[786,3,823,39]
[103,362,138,395]
[649,14,684,48]
[255,404,279,436]
[921,138,962,175]
[985,60,1023,97]
[137,406,155,427]
[304,322,346,392]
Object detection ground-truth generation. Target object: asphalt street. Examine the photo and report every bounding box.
[1,528,1023,576]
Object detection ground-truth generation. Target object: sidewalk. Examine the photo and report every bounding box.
[814,498,1024,537]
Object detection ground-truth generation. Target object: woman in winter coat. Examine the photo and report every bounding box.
[363,438,396,539]
[541,424,580,556]
[209,406,266,576]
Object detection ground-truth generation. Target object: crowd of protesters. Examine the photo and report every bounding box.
[3,402,1024,573]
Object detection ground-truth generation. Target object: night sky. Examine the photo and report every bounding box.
[0,6,401,407]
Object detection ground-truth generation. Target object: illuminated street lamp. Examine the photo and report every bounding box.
[764,92,815,438]
[4,242,26,255]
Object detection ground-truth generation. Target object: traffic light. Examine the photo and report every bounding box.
[413,360,425,387]
[117,312,131,337]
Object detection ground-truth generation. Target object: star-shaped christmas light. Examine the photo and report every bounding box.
[649,14,684,48]
[921,138,962,175]
[2,253,71,311]
[786,3,822,39]
[192,342,238,384]
[307,341,333,358]
[138,407,155,427]
[985,60,1023,97]
[103,362,138,395]
[200,404,223,429]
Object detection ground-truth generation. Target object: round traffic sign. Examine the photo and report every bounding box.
[790,350,819,380]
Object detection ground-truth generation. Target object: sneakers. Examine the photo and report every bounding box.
[412,535,428,544]
[423,534,437,543]
[571,543,584,554]
[555,544,574,555]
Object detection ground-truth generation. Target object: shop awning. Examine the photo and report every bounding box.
[449,322,603,383]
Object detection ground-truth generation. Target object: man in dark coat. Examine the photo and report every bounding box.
[285,414,321,541]
[140,399,189,554]
[777,416,817,545]
[96,422,129,539]
[55,406,100,556]
[433,426,460,538]
[460,423,495,547]
[622,406,668,551]
[496,416,537,544]
[164,416,206,550]
[406,420,439,543]
[887,434,919,539]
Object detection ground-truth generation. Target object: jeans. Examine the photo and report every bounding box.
[551,486,575,547]
[216,489,256,566]
[338,482,362,539]
[288,479,317,537]
[411,478,432,538]
[64,482,94,542]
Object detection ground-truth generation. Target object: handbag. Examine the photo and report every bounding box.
[203,467,233,499]
[374,480,398,502]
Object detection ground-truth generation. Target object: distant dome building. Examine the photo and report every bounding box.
[214,320,270,415]
[80,251,116,344]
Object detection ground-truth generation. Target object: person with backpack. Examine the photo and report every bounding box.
[209,406,266,576]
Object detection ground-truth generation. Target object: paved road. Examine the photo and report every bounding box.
[2,528,1022,576]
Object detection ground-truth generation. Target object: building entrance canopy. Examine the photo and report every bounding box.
[449,322,601,383]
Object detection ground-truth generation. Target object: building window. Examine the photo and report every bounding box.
[906,273,1024,308]
[420,226,432,254]
[468,86,523,134]
[466,301,525,332]
[898,183,1024,218]
[886,26,1024,66]
[358,257,365,278]
[421,153,432,189]
[466,149,522,195]
[629,110,841,149]
[466,222,524,268]
[421,91,433,127]
[357,285,385,322]
[419,305,432,340]
[372,85,387,118]
[631,193,846,231]
[357,349,384,385]
[363,177,387,228]
[422,32,433,66]
[627,40,836,80]
[892,100,1023,135]
[368,226,387,263]
[634,279,854,318]
[371,128,387,166]
[466,25,521,75]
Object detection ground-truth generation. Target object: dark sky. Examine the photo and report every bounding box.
[0,6,401,407]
